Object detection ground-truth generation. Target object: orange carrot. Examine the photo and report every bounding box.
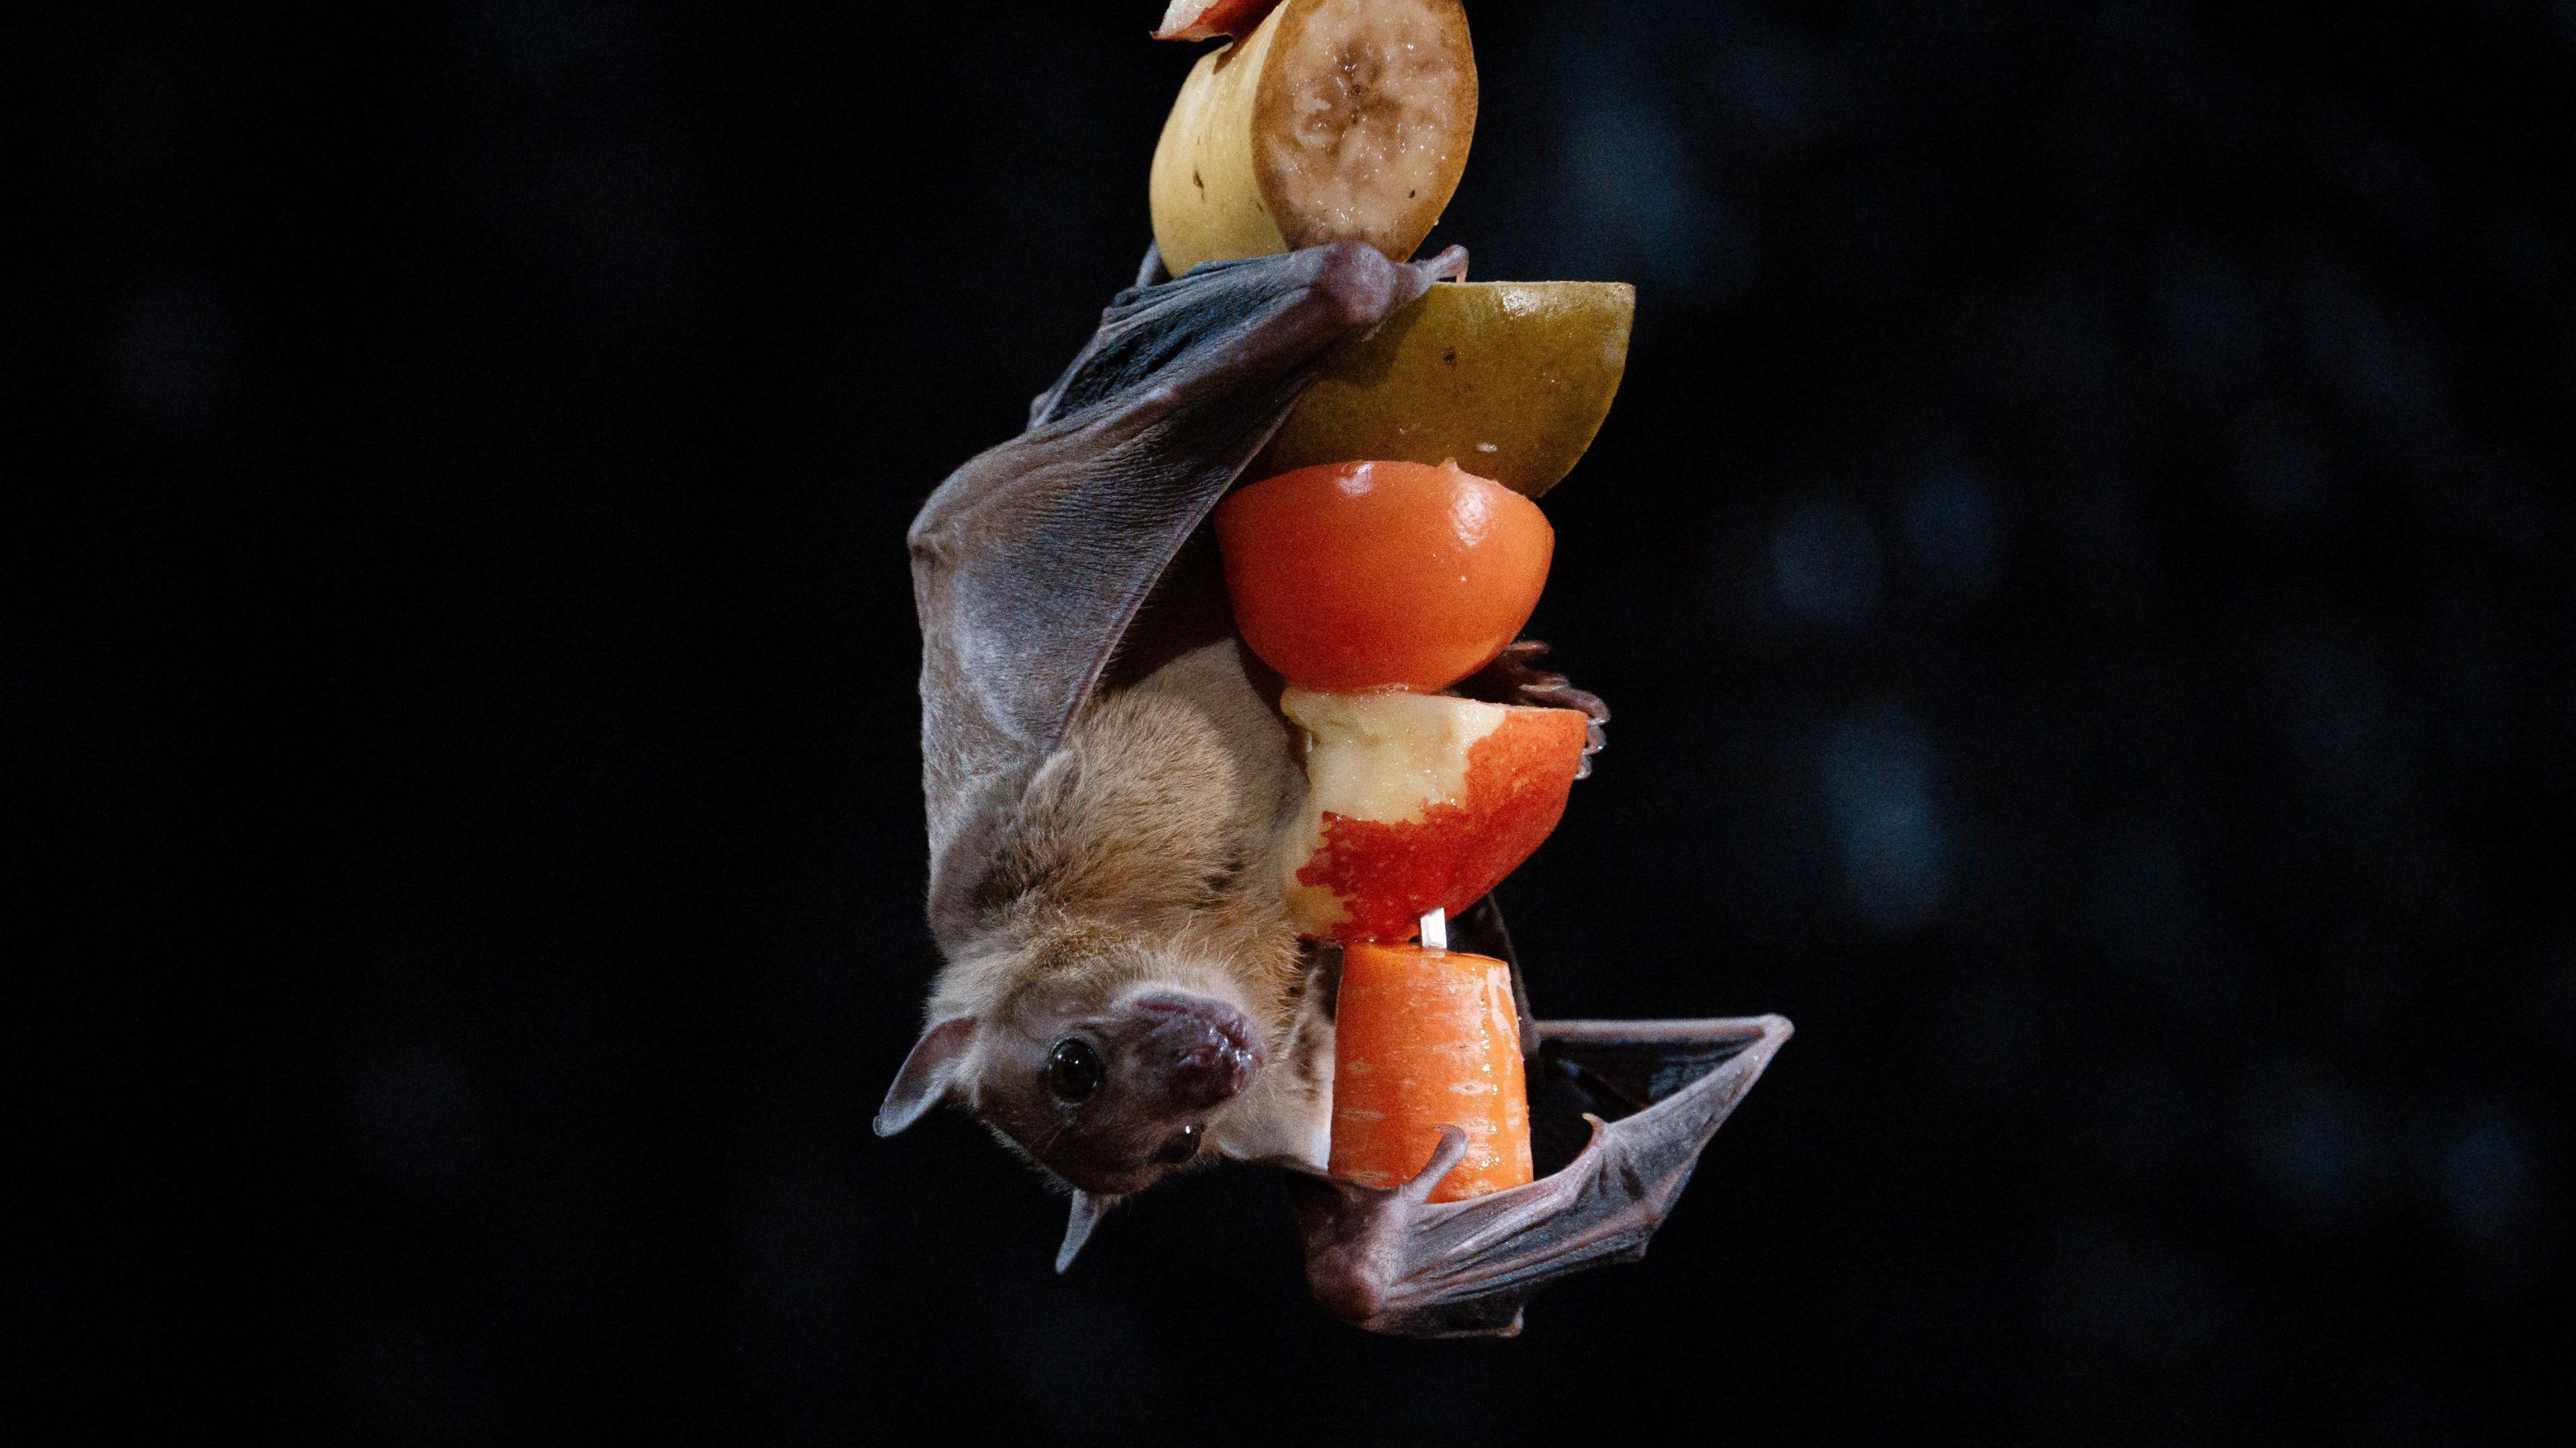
[1328,940,1533,1202]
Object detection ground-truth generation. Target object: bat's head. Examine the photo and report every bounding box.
[974,985,1265,1196]
[874,982,1267,1198]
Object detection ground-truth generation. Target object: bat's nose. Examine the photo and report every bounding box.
[1128,991,1263,1109]
[1169,1033,1257,1109]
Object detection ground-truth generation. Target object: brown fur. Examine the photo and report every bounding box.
[926,640,1334,1171]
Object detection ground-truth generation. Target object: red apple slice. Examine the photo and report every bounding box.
[1279,688,1588,941]
[1152,0,1283,42]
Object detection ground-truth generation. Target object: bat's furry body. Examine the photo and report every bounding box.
[881,243,1460,1203]
[928,639,1336,1171]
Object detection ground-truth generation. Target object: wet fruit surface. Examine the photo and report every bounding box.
[1216,458,1550,693]
[1254,0,1474,260]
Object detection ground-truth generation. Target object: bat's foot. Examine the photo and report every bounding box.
[1457,639,1608,774]
[1282,1013,1791,1338]
[1293,1126,1527,1337]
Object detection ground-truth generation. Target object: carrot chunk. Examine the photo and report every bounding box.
[1328,941,1533,1202]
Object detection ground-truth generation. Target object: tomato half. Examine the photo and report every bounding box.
[1214,460,1552,692]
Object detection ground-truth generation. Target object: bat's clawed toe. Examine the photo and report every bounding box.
[1398,1126,1470,1204]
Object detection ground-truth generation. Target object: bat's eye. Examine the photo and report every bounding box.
[1046,1039,1104,1101]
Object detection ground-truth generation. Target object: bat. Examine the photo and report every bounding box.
[877,238,1791,1334]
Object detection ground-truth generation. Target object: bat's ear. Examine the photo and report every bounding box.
[1055,1190,1116,1274]
[873,1016,978,1137]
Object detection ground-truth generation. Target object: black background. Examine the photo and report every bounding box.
[15,0,2575,1440]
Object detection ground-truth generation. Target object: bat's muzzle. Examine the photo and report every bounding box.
[1126,991,1263,1110]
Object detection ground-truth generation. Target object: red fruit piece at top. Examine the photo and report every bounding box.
[1216,460,1553,694]
[1152,0,1284,42]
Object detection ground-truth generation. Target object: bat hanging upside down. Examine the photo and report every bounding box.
[876,240,1790,1337]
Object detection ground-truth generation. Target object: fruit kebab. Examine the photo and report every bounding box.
[1215,457,1587,1202]
[1148,0,1629,1208]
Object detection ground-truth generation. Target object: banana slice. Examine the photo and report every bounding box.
[1150,0,1477,276]
[1254,281,1635,498]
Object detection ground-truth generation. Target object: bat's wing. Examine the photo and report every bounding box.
[909,242,1466,945]
[1283,1013,1792,1338]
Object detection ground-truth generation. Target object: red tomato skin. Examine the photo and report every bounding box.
[1215,460,1553,692]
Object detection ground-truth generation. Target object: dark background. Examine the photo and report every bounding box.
[14,0,2574,1440]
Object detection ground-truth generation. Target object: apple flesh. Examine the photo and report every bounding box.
[1279,688,1589,941]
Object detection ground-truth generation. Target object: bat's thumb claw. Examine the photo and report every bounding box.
[1417,243,1469,284]
[1399,1126,1472,1204]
